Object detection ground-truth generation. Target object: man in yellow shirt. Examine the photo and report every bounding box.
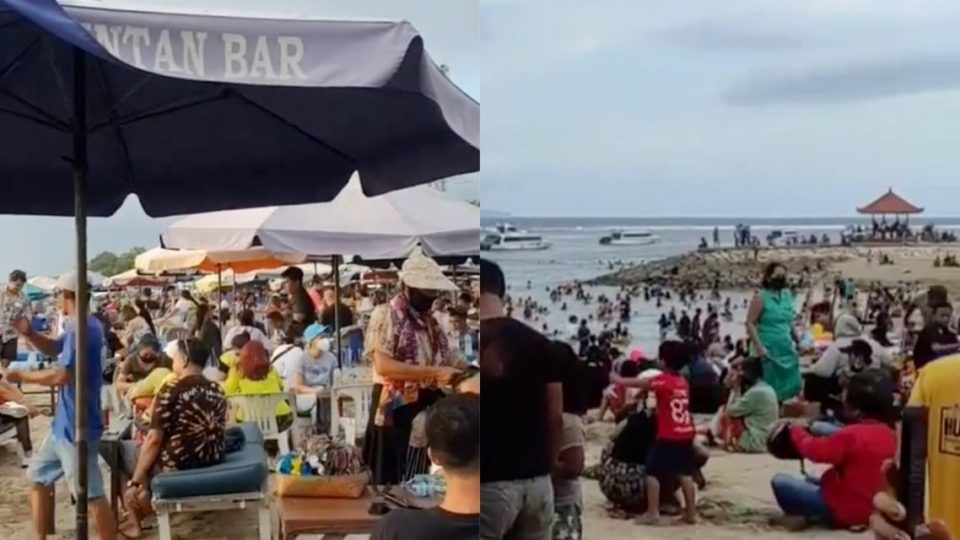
[874,354,960,539]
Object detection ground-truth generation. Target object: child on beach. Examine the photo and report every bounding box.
[612,340,698,525]
[595,359,640,423]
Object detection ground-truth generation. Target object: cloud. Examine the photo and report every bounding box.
[724,53,960,105]
[660,19,810,52]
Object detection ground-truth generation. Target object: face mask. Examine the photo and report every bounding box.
[768,276,787,290]
[140,354,157,364]
[407,288,436,314]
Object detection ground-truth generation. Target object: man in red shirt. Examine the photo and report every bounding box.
[613,340,698,526]
[770,369,896,530]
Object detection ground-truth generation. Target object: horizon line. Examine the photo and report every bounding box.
[480,214,960,220]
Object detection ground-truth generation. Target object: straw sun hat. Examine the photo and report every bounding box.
[400,247,457,291]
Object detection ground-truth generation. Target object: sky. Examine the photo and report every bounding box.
[1,0,478,278]
[481,0,960,218]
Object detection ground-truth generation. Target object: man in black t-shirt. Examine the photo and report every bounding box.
[479,259,562,540]
[371,393,479,540]
[281,266,317,334]
[913,301,960,369]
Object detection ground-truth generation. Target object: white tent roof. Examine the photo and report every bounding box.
[161,175,480,259]
[28,276,58,292]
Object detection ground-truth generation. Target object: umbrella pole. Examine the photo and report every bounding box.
[333,256,342,369]
[72,46,91,540]
[217,264,223,332]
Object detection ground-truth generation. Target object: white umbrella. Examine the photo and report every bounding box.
[27,276,58,292]
[161,175,479,259]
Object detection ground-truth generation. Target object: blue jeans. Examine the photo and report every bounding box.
[810,420,842,437]
[771,473,832,524]
[27,435,105,498]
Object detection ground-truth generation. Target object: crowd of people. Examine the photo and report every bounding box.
[0,250,483,540]
[480,256,958,540]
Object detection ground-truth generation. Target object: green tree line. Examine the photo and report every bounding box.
[88,247,147,277]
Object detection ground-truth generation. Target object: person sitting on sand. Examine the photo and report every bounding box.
[699,357,778,453]
[611,340,699,525]
[806,314,892,418]
[595,360,641,423]
[808,301,832,341]
[913,301,959,370]
[770,369,896,531]
[122,339,227,538]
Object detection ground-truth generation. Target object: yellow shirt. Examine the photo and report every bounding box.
[908,354,960,538]
[222,367,292,419]
[810,323,825,340]
[128,368,176,399]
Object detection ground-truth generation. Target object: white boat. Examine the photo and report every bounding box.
[599,229,660,246]
[480,223,551,251]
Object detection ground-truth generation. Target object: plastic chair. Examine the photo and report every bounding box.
[329,369,373,444]
[227,393,295,457]
[341,327,364,368]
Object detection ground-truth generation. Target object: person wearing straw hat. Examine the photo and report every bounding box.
[363,247,465,486]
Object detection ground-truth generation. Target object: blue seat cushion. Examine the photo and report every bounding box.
[150,423,268,500]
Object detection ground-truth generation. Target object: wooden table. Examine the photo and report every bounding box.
[277,490,439,540]
[278,494,379,540]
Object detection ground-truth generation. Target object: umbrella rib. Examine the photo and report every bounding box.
[0,105,65,131]
[0,89,70,130]
[89,89,229,132]
[92,62,136,186]
[229,89,356,163]
[0,37,38,82]
[42,38,72,120]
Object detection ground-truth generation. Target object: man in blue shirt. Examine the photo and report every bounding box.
[6,271,116,540]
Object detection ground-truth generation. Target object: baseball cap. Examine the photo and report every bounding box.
[303,323,332,343]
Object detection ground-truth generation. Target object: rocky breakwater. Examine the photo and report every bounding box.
[587,246,858,290]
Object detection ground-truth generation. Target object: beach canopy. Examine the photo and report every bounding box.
[135,246,305,275]
[162,175,480,259]
[0,0,479,217]
[27,275,58,292]
[857,189,923,215]
[102,268,170,288]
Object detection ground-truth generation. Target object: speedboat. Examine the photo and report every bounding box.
[480,223,551,251]
[599,229,659,246]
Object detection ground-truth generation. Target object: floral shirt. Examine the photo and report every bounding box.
[151,374,227,471]
[0,290,31,343]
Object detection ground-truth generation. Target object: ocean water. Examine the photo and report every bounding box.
[483,216,960,352]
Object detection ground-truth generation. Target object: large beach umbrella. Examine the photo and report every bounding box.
[162,174,481,259]
[0,1,478,535]
[135,246,305,274]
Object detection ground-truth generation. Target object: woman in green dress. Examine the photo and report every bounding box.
[746,262,801,402]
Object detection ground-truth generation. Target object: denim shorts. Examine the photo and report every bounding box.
[26,435,105,499]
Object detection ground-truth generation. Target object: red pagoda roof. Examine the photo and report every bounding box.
[857,189,923,215]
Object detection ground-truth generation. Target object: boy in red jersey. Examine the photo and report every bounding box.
[612,340,697,525]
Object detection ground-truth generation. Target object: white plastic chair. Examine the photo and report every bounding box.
[163,327,191,343]
[227,392,295,456]
[329,368,373,444]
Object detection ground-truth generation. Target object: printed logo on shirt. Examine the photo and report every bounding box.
[940,404,960,457]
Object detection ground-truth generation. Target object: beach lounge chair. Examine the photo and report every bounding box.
[150,422,270,540]
[227,392,296,457]
[329,369,373,444]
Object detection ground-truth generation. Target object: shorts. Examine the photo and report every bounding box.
[645,439,697,482]
[27,435,105,499]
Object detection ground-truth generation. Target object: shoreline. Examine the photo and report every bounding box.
[585,244,960,295]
